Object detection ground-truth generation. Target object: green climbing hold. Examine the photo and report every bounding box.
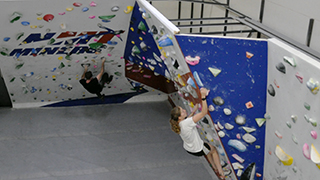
[47,38,55,45]
[15,63,24,69]
[1,47,9,56]
[255,118,266,127]
[58,62,65,69]
[98,15,116,20]
[16,32,24,40]
[304,102,310,110]
[138,21,147,31]
[132,45,140,54]
[89,42,103,50]
[65,55,72,60]
[114,71,122,76]
[10,12,22,23]
[10,77,15,82]
[20,77,25,82]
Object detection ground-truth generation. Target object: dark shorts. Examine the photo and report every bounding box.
[186,142,211,157]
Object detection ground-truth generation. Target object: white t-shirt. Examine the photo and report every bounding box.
[179,117,204,153]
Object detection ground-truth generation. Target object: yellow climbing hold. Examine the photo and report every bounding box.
[208,67,221,77]
[124,6,133,14]
[131,41,135,44]
[37,17,42,20]
[30,25,37,29]
[139,37,143,41]
[58,56,63,60]
[140,62,143,65]
[177,74,185,86]
[275,145,293,166]
[161,50,167,58]
[130,27,134,32]
[311,144,320,164]
[66,7,74,11]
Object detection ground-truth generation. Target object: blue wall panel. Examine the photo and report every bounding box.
[176,35,267,177]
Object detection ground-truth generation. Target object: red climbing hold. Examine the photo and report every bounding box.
[43,14,54,22]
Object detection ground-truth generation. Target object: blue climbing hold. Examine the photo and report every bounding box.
[158,35,173,47]
[21,21,30,26]
[82,7,89,12]
[228,139,247,152]
[102,19,110,23]
[193,71,204,87]
[107,41,117,45]
[3,37,10,42]
[79,34,88,39]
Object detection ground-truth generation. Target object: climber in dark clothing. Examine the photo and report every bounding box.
[80,57,113,99]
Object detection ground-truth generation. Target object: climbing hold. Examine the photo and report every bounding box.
[0,47,9,56]
[89,15,96,19]
[255,118,266,127]
[275,145,293,166]
[140,42,147,51]
[309,118,317,127]
[243,133,256,143]
[114,72,122,76]
[187,77,196,89]
[302,143,310,159]
[131,45,140,54]
[10,12,22,23]
[240,163,256,180]
[66,7,74,11]
[275,130,283,139]
[138,21,147,32]
[158,34,173,47]
[208,67,221,77]
[73,2,82,7]
[43,14,54,22]
[245,101,254,109]
[10,77,15,82]
[246,51,254,59]
[60,23,66,29]
[37,17,42,20]
[283,56,296,67]
[232,154,245,163]
[306,78,320,94]
[304,114,310,123]
[149,25,158,34]
[304,102,311,110]
[276,62,286,74]
[89,42,103,49]
[111,6,119,12]
[225,123,234,130]
[142,13,151,19]
[291,115,297,123]
[24,72,34,77]
[90,1,96,7]
[311,131,317,139]
[208,105,215,112]
[286,121,291,128]
[235,115,246,125]
[223,108,232,115]
[58,56,63,60]
[193,71,203,87]
[217,122,224,130]
[236,133,241,140]
[311,144,320,164]
[15,63,24,69]
[58,12,65,15]
[3,37,10,42]
[124,6,133,14]
[218,131,225,138]
[16,32,24,40]
[243,127,256,133]
[295,72,303,83]
[292,135,298,144]
[267,84,275,96]
[185,55,200,65]
[21,21,30,26]
[228,139,246,152]
[212,96,224,106]
[30,25,37,29]
[99,15,116,20]
[82,7,89,12]
[58,62,65,69]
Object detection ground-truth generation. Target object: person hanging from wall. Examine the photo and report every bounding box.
[80,57,113,100]
[169,87,227,180]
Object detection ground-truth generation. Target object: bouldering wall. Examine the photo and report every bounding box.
[176,34,268,179]
[0,0,143,108]
[264,38,320,179]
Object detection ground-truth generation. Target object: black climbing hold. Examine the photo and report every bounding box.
[212,96,224,106]
[268,84,275,96]
[240,162,256,180]
[276,62,286,74]
[202,117,209,124]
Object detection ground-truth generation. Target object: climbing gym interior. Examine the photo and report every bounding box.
[0,0,320,179]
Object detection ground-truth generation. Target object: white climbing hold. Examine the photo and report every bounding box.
[218,131,225,138]
[225,123,234,130]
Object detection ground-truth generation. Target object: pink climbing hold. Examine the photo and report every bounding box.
[311,131,317,139]
[58,12,65,15]
[90,1,97,7]
[143,75,151,78]
[142,57,146,60]
[94,65,98,68]
[89,15,96,19]
[43,14,54,22]
[303,143,311,159]
[107,54,111,56]
[185,55,200,65]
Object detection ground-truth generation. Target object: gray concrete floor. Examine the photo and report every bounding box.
[0,100,218,180]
